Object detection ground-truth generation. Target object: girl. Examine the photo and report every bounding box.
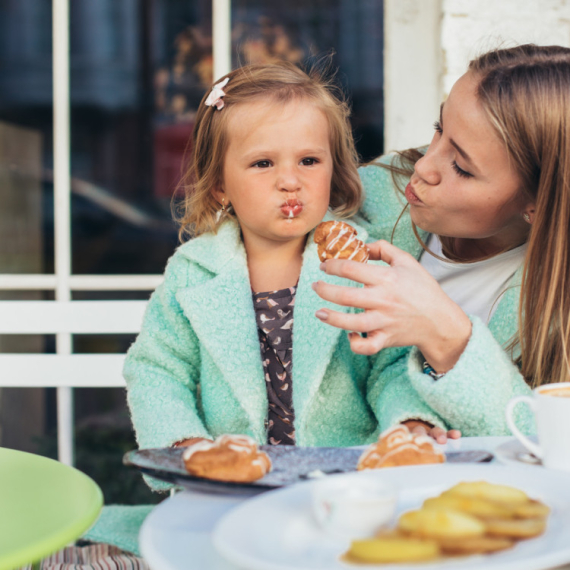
[314,44,570,441]
[124,61,379,454]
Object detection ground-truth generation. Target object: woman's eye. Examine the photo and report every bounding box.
[301,157,318,166]
[433,121,443,134]
[253,160,271,168]
[451,161,473,179]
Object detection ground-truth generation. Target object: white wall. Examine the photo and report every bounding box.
[383,0,442,153]
[442,0,570,95]
[384,0,570,152]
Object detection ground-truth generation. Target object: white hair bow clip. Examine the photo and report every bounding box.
[205,77,230,110]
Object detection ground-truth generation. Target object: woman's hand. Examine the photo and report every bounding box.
[402,419,461,444]
[312,240,472,372]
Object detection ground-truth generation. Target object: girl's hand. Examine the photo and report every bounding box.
[402,419,461,444]
[312,240,472,373]
[172,437,212,448]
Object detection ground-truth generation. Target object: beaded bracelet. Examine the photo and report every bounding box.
[422,360,446,380]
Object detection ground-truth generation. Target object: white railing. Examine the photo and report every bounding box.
[0,301,147,384]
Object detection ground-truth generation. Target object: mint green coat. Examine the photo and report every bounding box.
[124,215,378,450]
[354,161,534,436]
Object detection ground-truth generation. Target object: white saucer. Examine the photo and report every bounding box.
[494,436,542,468]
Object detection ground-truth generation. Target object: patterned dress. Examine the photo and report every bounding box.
[252,286,296,445]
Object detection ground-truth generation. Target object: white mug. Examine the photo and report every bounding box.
[506,382,570,471]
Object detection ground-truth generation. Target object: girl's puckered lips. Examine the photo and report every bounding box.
[280,199,303,218]
[405,183,424,205]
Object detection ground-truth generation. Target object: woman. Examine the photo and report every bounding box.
[313,44,570,441]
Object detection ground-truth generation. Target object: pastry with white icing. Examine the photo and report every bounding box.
[182,434,272,482]
[313,221,369,263]
[357,425,445,470]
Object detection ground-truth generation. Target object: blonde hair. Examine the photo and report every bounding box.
[381,44,570,388]
[176,60,363,239]
[471,44,570,388]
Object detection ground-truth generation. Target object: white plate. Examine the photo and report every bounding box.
[212,464,570,570]
[495,437,542,469]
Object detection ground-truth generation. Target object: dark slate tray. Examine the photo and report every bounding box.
[123,446,492,496]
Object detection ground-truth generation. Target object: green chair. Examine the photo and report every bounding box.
[0,447,103,570]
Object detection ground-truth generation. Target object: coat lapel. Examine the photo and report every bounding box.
[292,220,368,431]
[172,216,369,440]
[174,222,267,439]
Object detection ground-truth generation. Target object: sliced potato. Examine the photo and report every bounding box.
[341,480,550,566]
[447,481,528,505]
[437,536,514,555]
[346,536,440,563]
[424,493,514,520]
[398,508,486,539]
[485,517,547,539]
[513,499,550,520]
[373,529,406,539]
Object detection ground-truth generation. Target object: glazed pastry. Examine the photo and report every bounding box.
[314,221,369,263]
[182,434,272,482]
[357,424,445,469]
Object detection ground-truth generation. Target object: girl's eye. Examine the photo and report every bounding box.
[301,157,318,166]
[433,121,443,134]
[253,160,271,168]
[452,161,473,179]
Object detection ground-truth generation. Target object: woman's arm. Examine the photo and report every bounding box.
[314,240,535,436]
[369,322,534,436]
[313,240,472,372]
[404,317,534,435]
[367,344,460,441]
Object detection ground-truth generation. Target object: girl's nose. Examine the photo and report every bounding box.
[414,146,441,186]
[277,167,301,192]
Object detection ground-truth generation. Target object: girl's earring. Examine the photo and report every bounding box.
[215,198,226,223]
[523,212,531,224]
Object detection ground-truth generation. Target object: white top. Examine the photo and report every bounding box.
[420,235,527,324]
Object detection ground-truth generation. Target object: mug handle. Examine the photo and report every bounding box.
[505,396,542,459]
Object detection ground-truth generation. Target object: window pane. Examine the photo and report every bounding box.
[231,0,384,162]
[0,0,53,458]
[69,0,212,275]
[0,0,52,275]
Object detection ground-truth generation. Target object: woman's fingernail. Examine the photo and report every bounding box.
[319,262,327,272]
[311,281,319,291]
[315,310,328,320]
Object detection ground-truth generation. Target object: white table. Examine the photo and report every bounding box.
[139,437,570,570]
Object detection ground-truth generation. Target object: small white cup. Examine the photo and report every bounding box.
[506,382,570,471]
[312,471,397,540]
